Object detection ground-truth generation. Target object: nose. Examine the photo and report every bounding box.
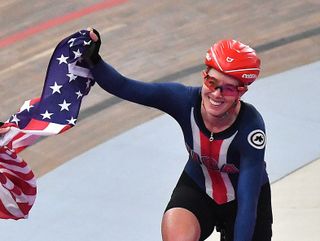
[211,86,223,96]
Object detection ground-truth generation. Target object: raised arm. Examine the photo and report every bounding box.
[84,28,192,118]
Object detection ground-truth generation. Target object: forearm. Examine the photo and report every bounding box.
[233,157,264,241]
[91,60,127,97]
[233,203,257,241]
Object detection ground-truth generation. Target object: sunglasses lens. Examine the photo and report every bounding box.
[203,70,243,97]
[203,78,239,96]
[204,78,216,91]
[221,85,238,96]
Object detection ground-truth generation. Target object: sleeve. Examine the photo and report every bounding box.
[233,116,267,241]
[91,60,191,117]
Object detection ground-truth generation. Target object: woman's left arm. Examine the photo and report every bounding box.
[233,128,266,241]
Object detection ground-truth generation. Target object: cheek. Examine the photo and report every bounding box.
[201,89,213,104]
[201,84,214,96]
[224,96,238,104]
[201,86,208,98]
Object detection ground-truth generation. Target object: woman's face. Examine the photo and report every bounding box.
[201,68,245,118]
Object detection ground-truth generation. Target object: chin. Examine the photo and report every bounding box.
[205,104,226,116]
[208,109,226,118]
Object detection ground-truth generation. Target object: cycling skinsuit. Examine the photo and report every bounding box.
[91,60,272,241]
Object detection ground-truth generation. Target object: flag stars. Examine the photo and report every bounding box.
[19,101,34,112]
[83,40,91,46]
[68,38,76,47]
[41,110,53,120]
[58,100,71,111]
[67,73,77,82]
[11,114,20,125]
[50,82,63,94]
[67,117,77,125]
[75,90,83,99]
[56,54,69,65]
[73,49,82,59]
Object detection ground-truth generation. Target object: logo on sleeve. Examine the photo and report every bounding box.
[247,129,266,149]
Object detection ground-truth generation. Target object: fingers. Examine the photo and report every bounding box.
[83,27,102,67]
[89,31,99,42]
[87,27,99,42]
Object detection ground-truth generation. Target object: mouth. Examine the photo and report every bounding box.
[208,96,224,107]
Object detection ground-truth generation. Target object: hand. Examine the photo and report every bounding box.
[83,27,102,68]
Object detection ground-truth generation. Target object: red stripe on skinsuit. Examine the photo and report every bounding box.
[200,133,228,204]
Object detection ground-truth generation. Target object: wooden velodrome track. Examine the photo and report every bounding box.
[1,0,320,178]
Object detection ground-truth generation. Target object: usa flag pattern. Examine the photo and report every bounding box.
[190,108,236,204]
[0,30,93,219]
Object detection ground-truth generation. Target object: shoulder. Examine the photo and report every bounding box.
[241,102,264,123]
[239,101,265,130]
[236,101,266,150]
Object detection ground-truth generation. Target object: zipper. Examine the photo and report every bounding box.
[209,132,214,142]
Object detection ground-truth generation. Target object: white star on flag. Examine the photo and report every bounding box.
[83,40,91,46]
[56,54,69,64]
[68,38,76,47]
[50,82,63,94]
[66,73,77,82]
[58,100,71,111]
[66,117,77,125]
[19,100,34,112]
[73,49,82,59]
[41,110,54,120]
[11,114,20,125]
[75,90,83,99]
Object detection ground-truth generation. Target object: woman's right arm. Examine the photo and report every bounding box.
[85,28,191,117]
[91,59,191,117]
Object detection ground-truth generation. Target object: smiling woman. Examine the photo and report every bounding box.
[200,39,260,133]
[82,29,272,241]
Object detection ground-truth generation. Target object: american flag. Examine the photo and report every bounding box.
[0,30,94,219]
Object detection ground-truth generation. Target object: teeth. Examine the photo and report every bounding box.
[209,98,223,106]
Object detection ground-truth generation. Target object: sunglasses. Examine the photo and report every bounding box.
[202,70,247,97]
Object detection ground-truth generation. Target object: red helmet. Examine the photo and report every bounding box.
[204,39,261,85]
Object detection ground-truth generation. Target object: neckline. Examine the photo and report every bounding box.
[194,94,245,140]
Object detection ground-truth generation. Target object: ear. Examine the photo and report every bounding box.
[237,86,248,98]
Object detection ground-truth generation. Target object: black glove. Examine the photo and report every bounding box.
[83,28,102,68]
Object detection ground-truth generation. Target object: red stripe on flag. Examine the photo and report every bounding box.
[0,146,36,219]
[0,198,15,219]
[24,119,50,130]
[0,172,35,193]
[30,98,40,106]
[59,124,72,134]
